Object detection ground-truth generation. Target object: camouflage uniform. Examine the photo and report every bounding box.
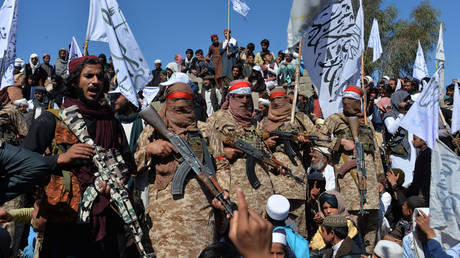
[317,113,382,253]
[206,109,274,216]
[257,112,315,237]
[0,103,28,145]
[135,121,230,258]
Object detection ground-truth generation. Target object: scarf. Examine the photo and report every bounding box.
[221,94,254,127]
[266,88,291,132]
[62,97,118,241]
[115,112,143,152]
[155,83,196,190]
[29,54,40,74]
[318,190,350,218]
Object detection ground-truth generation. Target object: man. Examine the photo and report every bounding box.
[238,42,255,65]
[316,85,383,254]
[402,79,417,95]
[109,88,144,152]
[22,56,136,257]
[308,147,336,191]
[201,76,221,117]
[24,54,47,99]
[40,54,54,78]
[183,49,195,72]
[134,82,230,257]
[254,39,276,66]
[321,215,362,258]
[406,135,431,205]
[221,29,238,78]
[0,89,28,146]
[147,59,162,86]
[27,86,53,120]
[54,48,68,78]
[222,65,243,98]
[207,80,274,215]
[254,98,269,123]
[259,87,315,237]
[12,98,33,129]
[98,54,110,72]
[278,52,297,86]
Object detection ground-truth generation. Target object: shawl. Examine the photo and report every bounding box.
[318,190,350,218]
[265,88,291,132]
[115,112,143,152]
[29,54,40,74]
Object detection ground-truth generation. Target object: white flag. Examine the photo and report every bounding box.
[401,65,443,149]
[367,18,383,62]
[430,139,460,249]
[413,40,429,81]
[86,0,152,107]
[67,36,83,75]
[286,0,332,48]
[302,0,363,118]
[340,0,364,87]
[231,0,250,17]
[435,23,445,62]
[452,83,460,134]
[0,0,19,90]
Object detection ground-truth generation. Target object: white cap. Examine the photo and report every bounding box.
[265,80,277,90]
[258,98,270,106]
[373,240,403,258]
[312,146,331,157]
[266,194,290,221]
[160,72,192,86]
[154,59,162,64]
[272,232,287,245]
[364,75,373,83]
[382,75,390,82]
[13,98,28,106]
[252,65,262,72]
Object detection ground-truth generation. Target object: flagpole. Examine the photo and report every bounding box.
[290,38,303,124]
[83,40,89,56]
[361,52,368,125]
[227,0,230,55]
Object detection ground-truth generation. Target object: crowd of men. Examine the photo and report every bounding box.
[0,29,459,258]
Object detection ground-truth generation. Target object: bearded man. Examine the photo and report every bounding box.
[307,147,335,191]
[258,87,316,237]
[206,80,274,215]
[135,83,230,257]
[316,85,383,254]
[22,56,137,257]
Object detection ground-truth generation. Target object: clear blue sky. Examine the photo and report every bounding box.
[12,0,458,86]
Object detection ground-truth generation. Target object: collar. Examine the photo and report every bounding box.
[332,239,344,257]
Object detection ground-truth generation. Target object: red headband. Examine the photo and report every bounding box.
[229,81,251,93]
[344,86,363,97]
[270,92,286,99]
[166,92,193,100]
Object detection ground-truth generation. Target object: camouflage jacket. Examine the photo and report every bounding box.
[0,104,28,145]
[318,113,382,211]
[205,109,274,215]
[257,112,315,199]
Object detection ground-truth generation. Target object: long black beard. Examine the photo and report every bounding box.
[77,87,101,108]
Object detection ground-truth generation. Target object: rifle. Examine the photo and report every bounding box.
[347,116,368,216]
[0,50,6,85]
[60,106,150,257]
[221,135,305,187]
[139,105,237,217]
[263,130,331,167]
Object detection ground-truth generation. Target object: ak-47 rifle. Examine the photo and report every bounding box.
[262,130,331,167]
[139,105,237,217]
[221,135,305,188]
[347,116,368,216]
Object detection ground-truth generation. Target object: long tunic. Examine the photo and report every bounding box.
[207,43,223,80]
[135,122,229,257]
[206,109,274,215]
[220,38,238,78]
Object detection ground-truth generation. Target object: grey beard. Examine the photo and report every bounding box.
[311,160,326,171]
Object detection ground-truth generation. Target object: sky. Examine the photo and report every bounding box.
[10,0,459,86]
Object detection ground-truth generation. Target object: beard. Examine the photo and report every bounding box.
[311,159,326,171]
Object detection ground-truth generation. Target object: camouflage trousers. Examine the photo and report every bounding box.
[146,178,216,258]
[349,209,379,254]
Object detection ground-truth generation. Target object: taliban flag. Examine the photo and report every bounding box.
[301,0,364,118]
[0,0,19,90]
[86,0,152,107]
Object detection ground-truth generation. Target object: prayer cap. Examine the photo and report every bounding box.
[13,98,28,106]
[42,53,50,58]
[373,240,403,258]
[258,98,270,106]
[312,146,331,157]
[322,215,347,228]
[154,59,161,64]
[308,171,325,181]
[272,232,287,245]
[266,194,290,221]
[160,72,192,87]
[269,88,287,99]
